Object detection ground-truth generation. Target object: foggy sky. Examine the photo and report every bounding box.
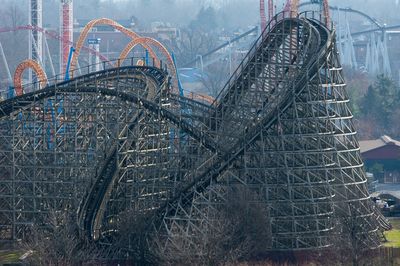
[75,0,400,28]
[0,0,400,30]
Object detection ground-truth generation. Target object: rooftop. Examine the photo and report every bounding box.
[359,135,400,154]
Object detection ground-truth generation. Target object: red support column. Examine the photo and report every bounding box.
[60,0,73,75]
[260,0,267,31]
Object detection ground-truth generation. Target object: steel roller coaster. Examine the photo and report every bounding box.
[0,11,388,256]
[6,18,177,97]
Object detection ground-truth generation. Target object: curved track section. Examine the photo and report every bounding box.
[299,1,382,28]
[151,14,328,253]
[0,13,386,255]
[118,37,175,76]
[71,18,140,73]
[0,65,218,242]
[13,59,48,96]
[117,40,158,67]
[149,14,383,254]
[1,67,211,141]
[71,18,176,84]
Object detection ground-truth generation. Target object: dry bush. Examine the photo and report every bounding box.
[21,210,101,265]
[156,186,272,265]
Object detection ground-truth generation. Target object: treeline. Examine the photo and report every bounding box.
[20,186,388,265]
[349,73,400,140]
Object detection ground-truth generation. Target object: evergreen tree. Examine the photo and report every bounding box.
[376,74,397,124]
[360,84,379,117]
[360,74,398,129]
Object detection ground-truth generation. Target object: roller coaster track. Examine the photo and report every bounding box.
[211,17,310,138]
[4,19,179,95]
[13,59,48,96]
[75,69,216,240]
[83,15,320,242]
[150,14,387,251]
[0,65,220,236]
[0,25,110,62]
[0,12,388,253]
[299,1,382,29]
[150,15,329,249]
[70,18,176,83]
[76,68,161,240]
[0,65,220,239]
[0,68,215,150]
[79,88,218,240]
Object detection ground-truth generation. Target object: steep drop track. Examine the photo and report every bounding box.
[0,12,387,255]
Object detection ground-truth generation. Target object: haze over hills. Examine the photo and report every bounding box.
[1,0,400,29]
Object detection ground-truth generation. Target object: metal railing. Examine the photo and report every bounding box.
[211,10,333,109]
[211,11,296,108]
[2,56,168,99]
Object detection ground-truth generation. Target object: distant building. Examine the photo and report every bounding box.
[150,22,179,41]
[360,135,400,183]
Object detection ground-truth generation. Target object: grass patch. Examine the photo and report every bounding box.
[0,250,23,264]
[384,218,400,247]
[384,229,400,247]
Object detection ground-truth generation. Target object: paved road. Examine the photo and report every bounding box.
[372,183,400,200]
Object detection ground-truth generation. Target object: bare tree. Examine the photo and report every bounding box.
[21,209,100,265]
[0,1,30,85]
[327,204,383,266]
[200,61,231,97]
[172,27,218,66]
[102,208,158,264]
[156,186,272,265]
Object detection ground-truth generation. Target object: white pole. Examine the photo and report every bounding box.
[44,34,56,77]
[95,43,100,72]
[0,42,12,85]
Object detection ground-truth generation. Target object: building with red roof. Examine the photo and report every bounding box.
[360,135,400,183]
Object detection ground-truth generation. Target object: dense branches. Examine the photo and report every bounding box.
[22,210,100,265]
[350,73,400,139]
[157,187,272,265]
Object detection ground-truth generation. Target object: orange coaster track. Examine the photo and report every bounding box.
[14,18,188,96]
[70,18,176,83]
[118,36,176,77]
[13,59,48,96]
[117,38,158,67]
